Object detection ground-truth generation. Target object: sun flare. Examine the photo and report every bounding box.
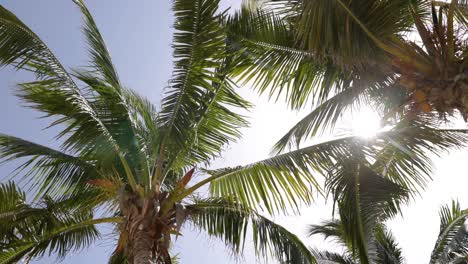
[351,107,381,138]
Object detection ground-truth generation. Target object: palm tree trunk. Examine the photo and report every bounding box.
[133,227,153,264]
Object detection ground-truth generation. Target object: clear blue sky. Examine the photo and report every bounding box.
[3,1,468,263]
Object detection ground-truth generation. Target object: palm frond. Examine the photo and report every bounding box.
[283,0,418,62]
[271,74,408,154]
[208,122,468,215]
[227,7,348,110]
[430,200,468,263]
[0,182,120,264]
[0,4,121,155]
[309,222,404,264]
[0,134,100,198]
[73,0,121,87]
[158,0,250,175]
[165,68,251,177]
[373,224,404,264]
[206,136,353,214]
[308,220,350,250]
[0,4,140,193]
[271,83,370,153]
[371,116,468,192]
[310,248,355,264]
[187,197,316,264]
[0,216,116,264]
[326,161,409,264]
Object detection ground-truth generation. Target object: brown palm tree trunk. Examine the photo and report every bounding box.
[133,227,153,264]
[121,191,173,264]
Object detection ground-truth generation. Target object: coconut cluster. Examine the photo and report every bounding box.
[394,19,468,120]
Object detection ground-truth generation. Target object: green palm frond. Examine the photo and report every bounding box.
[274,0,420,62]
[430,200,468,263]
[0,1,168,193]
[0,134,99,198]
[187,197,316,264]
[326,161,409,264]
[227,0,426,111]
[165,68,251,176]
[73,0,121,88]
[271,83,370,153]
[271,74,408,153]
[308,220,350,250]
[0,216,116,264]
[309,222,404,264]
[310,248,355,264]
[373,225,404,264]
[158,0,250,175]
[0,4,121,156]
[0,182,120,264]
[371,116,468,192]
[0,181,30,245]
[227,7,348,110]
[206,136,356,215]
[0,4,141,193]
[207,123,468,215]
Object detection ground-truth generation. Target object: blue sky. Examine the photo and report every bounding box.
[2,0,468,263]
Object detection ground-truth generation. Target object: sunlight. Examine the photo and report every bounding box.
[351,106,381,138]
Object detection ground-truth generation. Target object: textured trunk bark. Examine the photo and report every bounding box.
[121,191,174,264]
[133,228,153,264]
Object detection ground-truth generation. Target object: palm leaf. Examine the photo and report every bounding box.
[158,0,250,177]
[187,197,316,264]
[0,216,116,264]
[308,220,350,250]
[371,116,468,192]
[0,4,139,192]
[73,0,121,87]
[310,248,355,264]
[373,224,404,264]
[325,161,409,264]
[207,122,468,215]
[0,182,120,264]
[430,200,468,263]
[227,7,348,110]
[271,83,370,153]
[0,134,100,198]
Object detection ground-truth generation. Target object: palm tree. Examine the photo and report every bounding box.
[226,0,468,152]
[1,0,468,263]
[308,200,468,263]
[0,0,316,263]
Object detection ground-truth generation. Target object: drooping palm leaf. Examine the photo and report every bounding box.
[187,197,316,264]
[326,161,409,264]
[373,224,404,264]
[308,219,350,250]
[0,182,120,264]
[0,134,98,198]
[309,222,404,264]
[371,115,468,192]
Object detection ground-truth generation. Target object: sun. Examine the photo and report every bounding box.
[351,106,381,138]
